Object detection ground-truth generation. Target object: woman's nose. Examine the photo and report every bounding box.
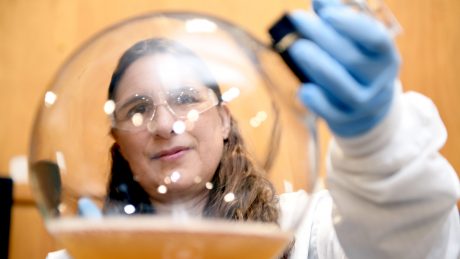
[147,105,176,137]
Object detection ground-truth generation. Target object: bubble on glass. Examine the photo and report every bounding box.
[172,120,186,134]
[44,91,58,107]
[131,113,144,127]
[187,109,200,122]
[333,214,342,224]
[194,176,202,184]
[249,111,268,128]
[221,87,240,103]
[147,121,157,133]
[205,182,214,190]
[58,204,67,214]
[223,192,235,203]
[157,185,168,194]
[123,204,136,215]
[103,100,116,115]
[256,111,268,121]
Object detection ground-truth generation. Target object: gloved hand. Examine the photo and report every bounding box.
[287,0,400,137]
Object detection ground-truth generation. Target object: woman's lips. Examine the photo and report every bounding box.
[151,147,189,161]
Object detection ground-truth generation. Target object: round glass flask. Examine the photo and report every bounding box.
[29,12,318,259]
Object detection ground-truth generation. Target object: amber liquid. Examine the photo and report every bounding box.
[48,216,292,259]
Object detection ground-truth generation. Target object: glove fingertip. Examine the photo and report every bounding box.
[319,7,393,53]
[297,84,331,120]
[297,83,317,104]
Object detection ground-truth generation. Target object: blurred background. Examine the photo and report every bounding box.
[0,0,459,258]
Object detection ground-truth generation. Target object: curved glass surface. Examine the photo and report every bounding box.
[29,12,318,259]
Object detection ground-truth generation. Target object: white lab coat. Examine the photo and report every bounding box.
[48,89,460,259]
[281,88,460,259]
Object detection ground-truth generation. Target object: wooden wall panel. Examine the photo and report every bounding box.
[387,0,460,175]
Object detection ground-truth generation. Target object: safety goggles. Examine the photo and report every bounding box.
[111,87,219,132]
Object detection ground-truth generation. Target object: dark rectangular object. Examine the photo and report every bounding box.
[0,177,13,259]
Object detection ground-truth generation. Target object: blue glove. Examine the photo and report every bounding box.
[287,0,400,137]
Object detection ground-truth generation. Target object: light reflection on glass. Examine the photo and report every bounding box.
[123,204,136,214]
[157,185,168,194]
[205,182,213,190]
[256,111,267,121]
[194,176,202,184]
[55,151,67,173]
[173,120,186,134]
[250,118,260,128]
[170,171,181,183]
[44,91,57,107]
[147,121,156,132]
[131,113,144,127]
[187,109,200,122]
[185,18,217,33]
[164,176,172,185]
[58,203,67,214]
[333,214,342,224]
[223,192,235,202]
[249,111,268,128]
[221,87,240,103]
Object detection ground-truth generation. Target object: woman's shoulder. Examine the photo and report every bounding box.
[278,189,333,229]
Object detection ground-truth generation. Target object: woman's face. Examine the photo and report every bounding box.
[112,54,230,205]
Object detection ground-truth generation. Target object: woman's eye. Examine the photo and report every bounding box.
[170,90,202,105]
[127,103,151,117]
[175,94,199,104]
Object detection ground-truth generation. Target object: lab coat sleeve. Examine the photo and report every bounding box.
[323,85,460,259]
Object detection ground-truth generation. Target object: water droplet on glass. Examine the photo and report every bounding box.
[124,204,136,214]
[103,100,115,115]
[157,185,168,194]
[205,182,213,190]
[170,171,181,183]
[187,109,200,122]
[44,91,58,107]
[194,176,202,184]
[221,87,240,102]
[131,113,144,127]
[147,121,156,132]
[224,192,235,202]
